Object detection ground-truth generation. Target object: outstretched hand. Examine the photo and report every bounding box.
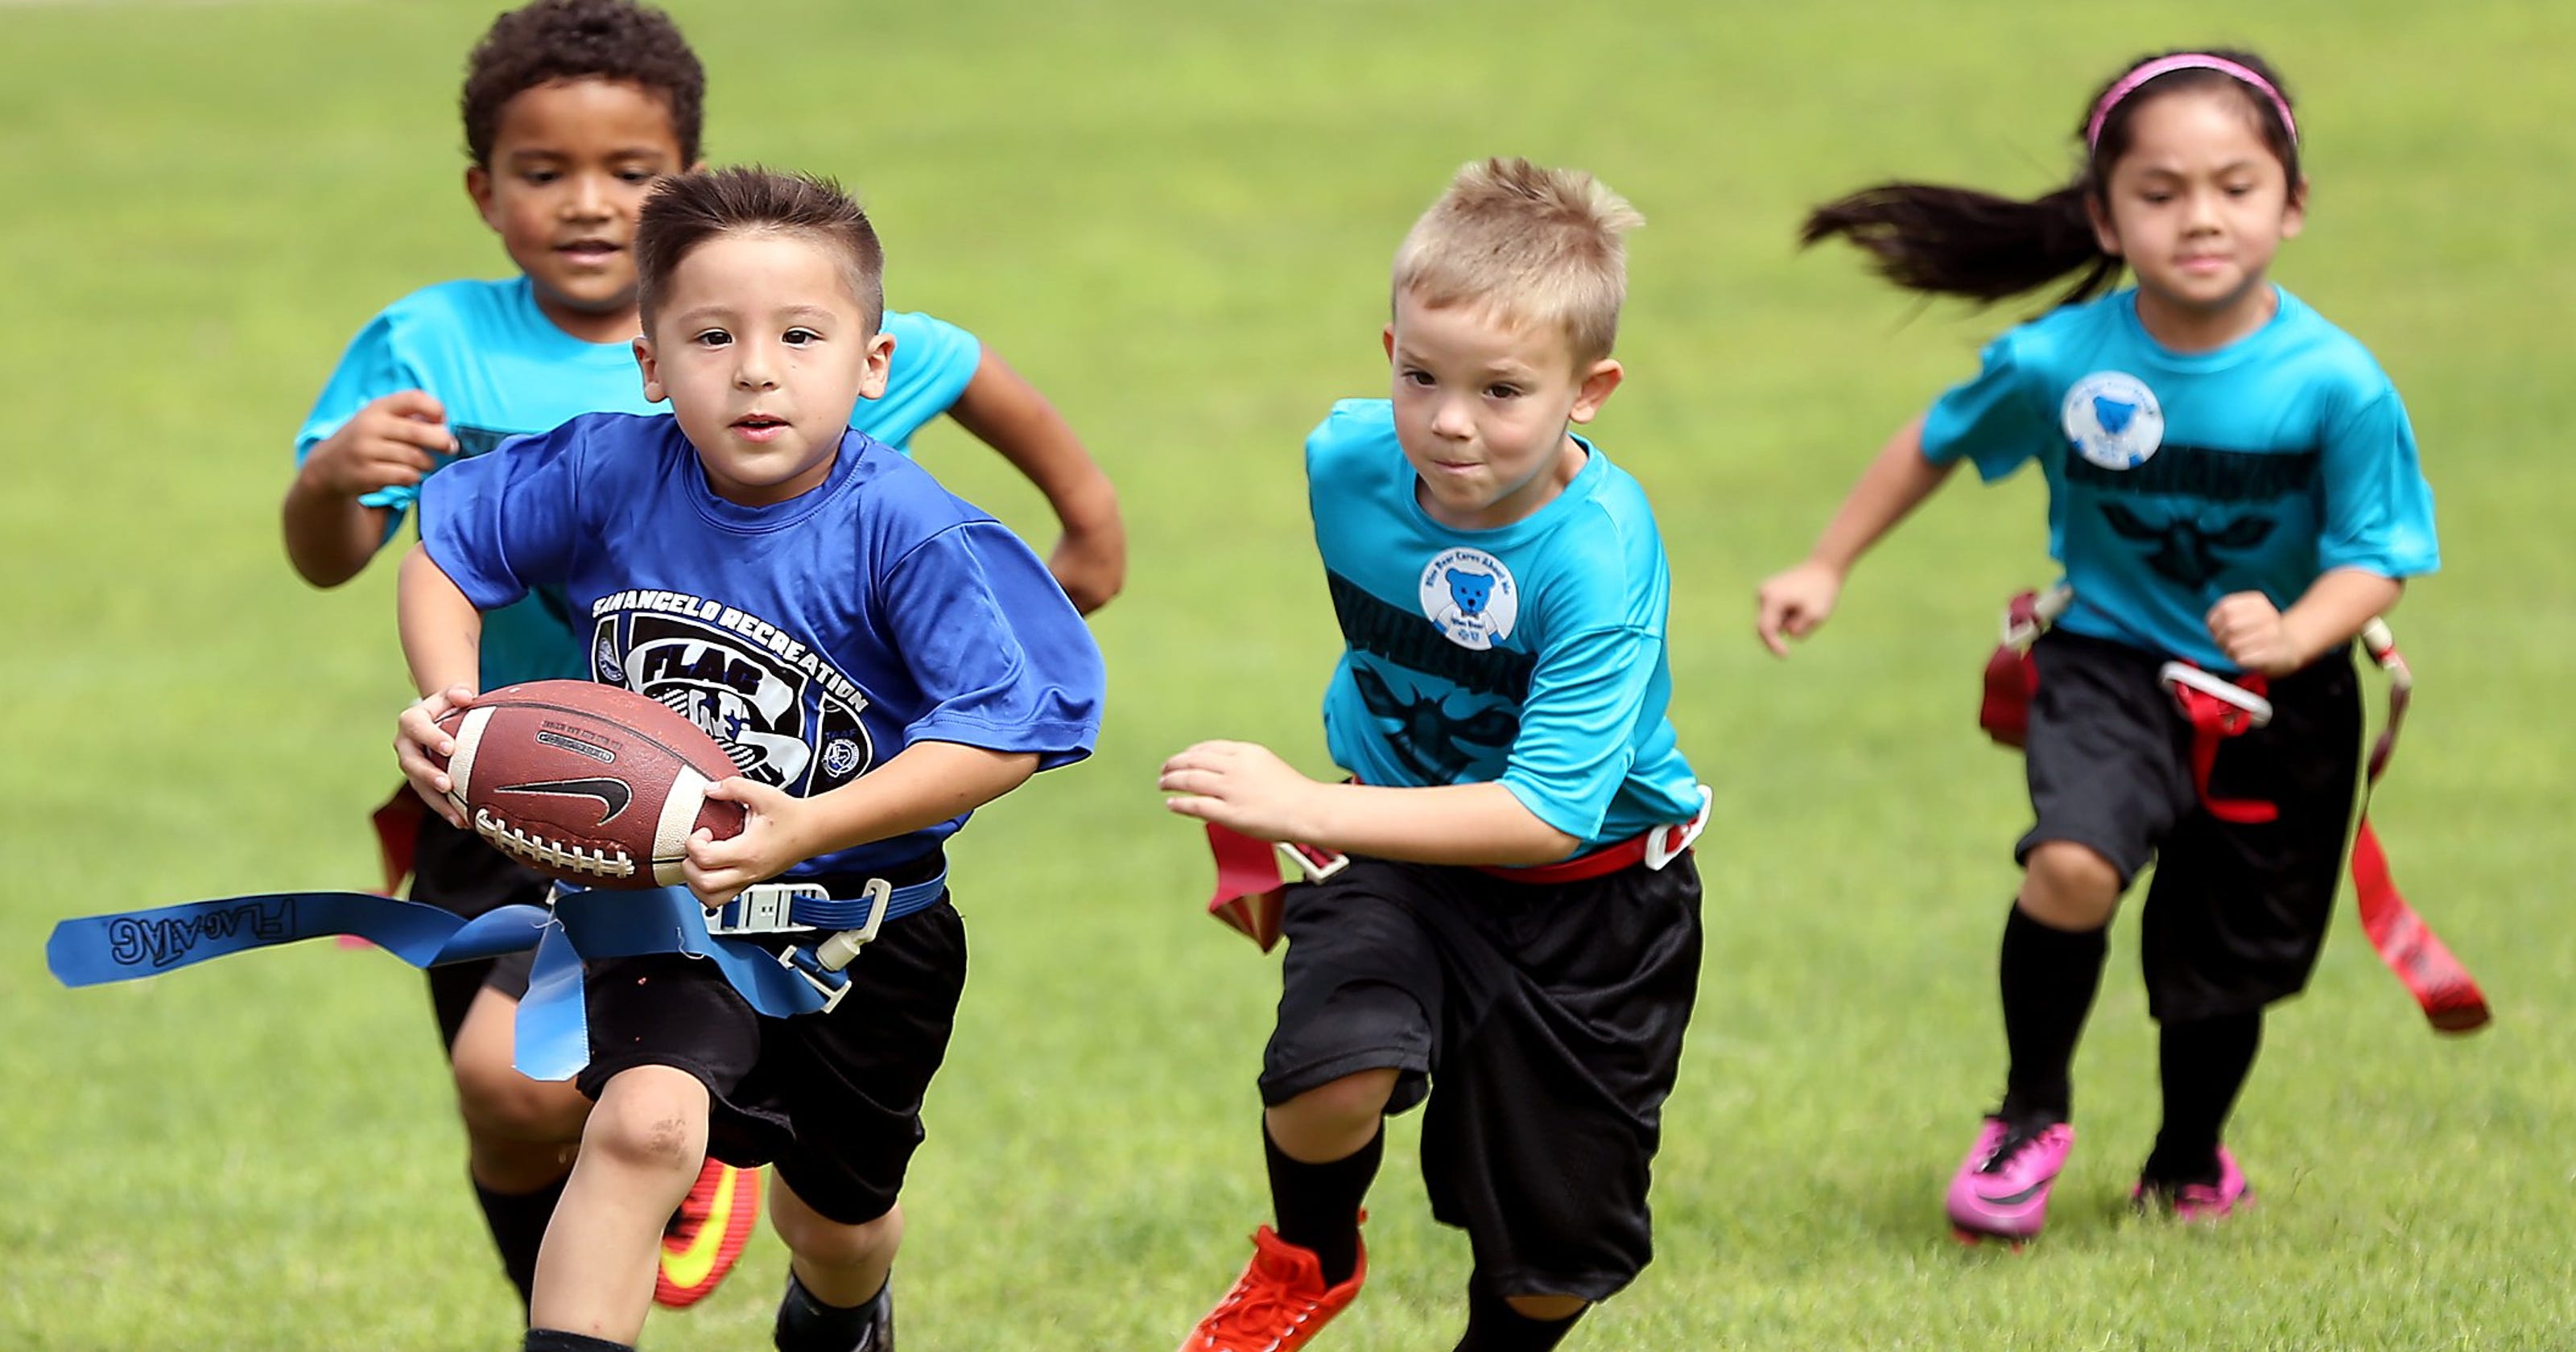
[683,777,811,909]
[1159,740,1323,843]
[1755,559,1845,657]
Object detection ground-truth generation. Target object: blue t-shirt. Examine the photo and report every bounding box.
[418,411,1102,875]
[295,276,985,689]
[1307,400,1700,852]
[1921,286,2440,670]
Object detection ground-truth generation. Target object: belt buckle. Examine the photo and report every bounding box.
[1275,841,1349,884]
[770,877,894,1016]
[1645,785,1714,872]
[705,881,828,937]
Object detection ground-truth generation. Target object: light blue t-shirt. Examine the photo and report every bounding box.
[1921,286,2439,670]
[1307,399,1700,853]
[295,275,985,688]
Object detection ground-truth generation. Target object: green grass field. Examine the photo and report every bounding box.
[6,1,2574,1347]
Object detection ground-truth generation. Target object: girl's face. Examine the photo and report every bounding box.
[2091,87,2305,340]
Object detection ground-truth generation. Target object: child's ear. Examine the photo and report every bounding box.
[2281,176,2309,240]
[633,336,667,404]
[1568,358,1624,424]
[464,165,501,233]
[2086,193,2124,258]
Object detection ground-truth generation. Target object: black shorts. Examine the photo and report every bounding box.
[2019,629,2361,1022]
[411,809,547,1052]
[1260,853,1703,1301]
[574,857,964,1227]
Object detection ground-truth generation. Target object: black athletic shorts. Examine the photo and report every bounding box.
[1260,852,1703,1301]
[411,810,547,1052]
[2019,629,2361,1022]
[574,853,963,1228]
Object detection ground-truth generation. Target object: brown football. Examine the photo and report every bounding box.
[433,679,747,889]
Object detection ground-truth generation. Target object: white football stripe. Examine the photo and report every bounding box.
[654,767,712,886]
[446,706,492,822]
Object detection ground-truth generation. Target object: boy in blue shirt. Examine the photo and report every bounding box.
[1161,159,1708,1352]
[394,165,1102,1352]
[280,0,1125,1310]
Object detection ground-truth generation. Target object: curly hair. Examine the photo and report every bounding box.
[460,0,705,167]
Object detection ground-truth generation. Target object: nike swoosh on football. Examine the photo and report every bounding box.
[494,777,634,825]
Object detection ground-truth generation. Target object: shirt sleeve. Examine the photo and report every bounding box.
[859,311,985,451]
[1919,332,2047,483]
[2316,389,2441,578]
[417,424,588,611]
[876,521,1103,769]
[295,311,435,518]
[1498,624,1661,843]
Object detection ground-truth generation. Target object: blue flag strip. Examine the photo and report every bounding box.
[43,886,883,1081]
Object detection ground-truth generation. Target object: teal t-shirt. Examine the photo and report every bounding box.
[295,275,985,688]
[1921,286,2439,670]
[1306,399,1700,851]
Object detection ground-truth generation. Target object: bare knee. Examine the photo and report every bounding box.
[2020,841,2123,930]
[1267,1068,1398,1161]
[1506,1293,1588,1322]
[582,1070,708,1181]
[774,1196,902,1271]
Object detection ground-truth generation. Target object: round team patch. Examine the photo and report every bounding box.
[2061,371,2165,471]
[1418,547,1518,650]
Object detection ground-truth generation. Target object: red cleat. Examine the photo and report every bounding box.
[655,1159,761,1309]
[1176,1223,1364,1352]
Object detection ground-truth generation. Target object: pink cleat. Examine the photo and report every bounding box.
[2134,1147,2253,1222]
[1946,1115,2074,1244]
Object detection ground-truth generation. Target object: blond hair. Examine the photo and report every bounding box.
[1390,157,1643,365]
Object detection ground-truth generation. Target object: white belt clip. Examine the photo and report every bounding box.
[2157,663,2275,728]
[1645,785,1715,872]
[704,881,829,937]
[774,877,894,1015]
[1275,840,1350,884]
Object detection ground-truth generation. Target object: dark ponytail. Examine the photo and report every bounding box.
[1800,183,2118,307]
[1803,48,2299,309]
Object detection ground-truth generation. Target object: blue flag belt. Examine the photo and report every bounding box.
[45,872,947,1081]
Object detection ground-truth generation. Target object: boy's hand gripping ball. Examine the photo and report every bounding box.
[434,680,746,889]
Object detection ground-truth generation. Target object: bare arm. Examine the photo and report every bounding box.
[684,741,1042,903]
[2208,569,2405,676]
[1159,740,1580,867]
[1755,414,1959,654]
[943,348,1126,614]
[392,543,485,825]
[280,390,455,588]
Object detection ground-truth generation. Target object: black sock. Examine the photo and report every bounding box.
[475,1173,569,1310]
[525,1332,633,1352]
[2146,1011,2263,1184]
[1265,1119,1381,1288]
[774,1268,891,1352]
[1996,902,2109,1124]
[1455,1272,1584,1352]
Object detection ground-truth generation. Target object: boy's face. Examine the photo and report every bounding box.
[634,229,893,508]
[1383,290,1623,531]
[467,77,690,344]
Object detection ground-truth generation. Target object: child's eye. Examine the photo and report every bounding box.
[2140,191,2174,205]
[1401,369,1435,388]
[522,171,559,186]
[1485,384,1523,400]
[618,169,659,184]
[693,329,731,347]
[782,328,821,346]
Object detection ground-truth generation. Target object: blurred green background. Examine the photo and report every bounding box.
[3,1,2570,1346]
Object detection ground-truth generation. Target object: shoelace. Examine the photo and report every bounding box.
[1977,1122,2056,1174]
[1195,1260,1322,1349]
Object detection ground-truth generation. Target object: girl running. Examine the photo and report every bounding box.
[1756,49,2438,1243]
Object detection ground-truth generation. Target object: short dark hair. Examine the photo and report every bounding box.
[460,0,705,167]
[635,167,886,333]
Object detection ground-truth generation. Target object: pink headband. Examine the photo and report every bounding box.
[2084,54,2297,150]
